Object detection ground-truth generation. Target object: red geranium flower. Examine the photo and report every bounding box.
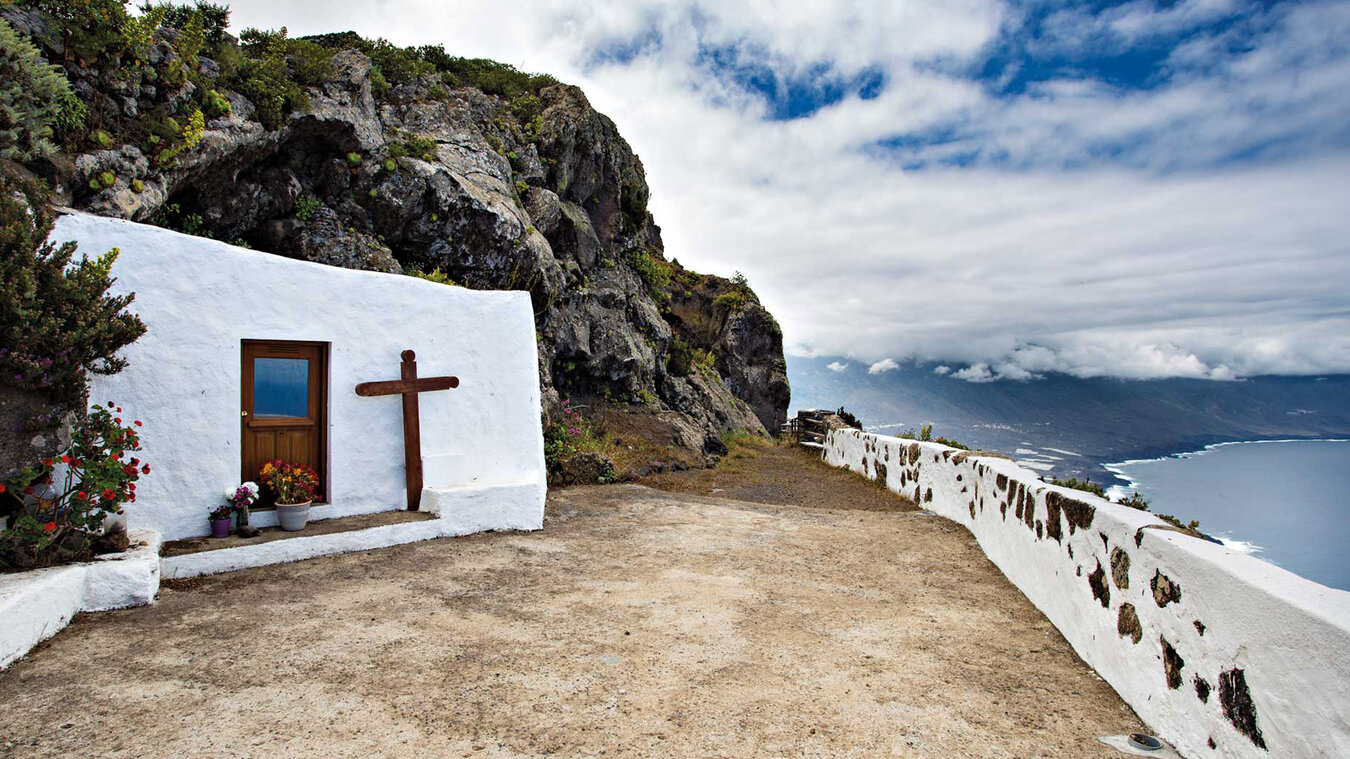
[141,465,150,475]
[60,455,71,464]
[42,458,54,467]
[134,420,142,427]
[102,488,114,500]
[114,417,122,424]
[43,521,56,532]
[0,484,5,493]
[76,491,88,501]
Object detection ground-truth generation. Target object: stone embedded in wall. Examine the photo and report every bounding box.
[1035,520,1043,539]
[1194,620,1206,636]
[1000,499,1008,519]
[1161,636,1185,689]
[874,460,887,484]
[908,443,921,461]
[1046,491,1095,535]
[1195,675,1211,702]
[1152,569,1182,608]
[1045,498,1064,542]
[969,501,976,519]
[1218,668,1267,750]
[1110,547,1131,590]
[924,487,933,503]
[1117,603,1142,644]
[1089,561,1111,608]
[996,473,1008,491]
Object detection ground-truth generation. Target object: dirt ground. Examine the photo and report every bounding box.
[0,441,1146,758]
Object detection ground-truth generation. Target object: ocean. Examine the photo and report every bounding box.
[1105,440,1350,592]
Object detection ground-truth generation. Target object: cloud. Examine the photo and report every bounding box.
[827,361,849,373]
[868,358,901,374]
[933,365,952,376]
[218,0,1350,381]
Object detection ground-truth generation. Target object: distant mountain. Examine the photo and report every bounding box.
[789,357,1350,486]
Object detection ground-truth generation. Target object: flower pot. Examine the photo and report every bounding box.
[276,501,312,531]
[210,518,232,538]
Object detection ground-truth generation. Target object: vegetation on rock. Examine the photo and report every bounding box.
[0,18,83,160]
[2,2,791,470]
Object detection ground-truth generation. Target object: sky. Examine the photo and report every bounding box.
[223,0,1350,382]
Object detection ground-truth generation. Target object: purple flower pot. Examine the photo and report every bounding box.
[210,518,232,538]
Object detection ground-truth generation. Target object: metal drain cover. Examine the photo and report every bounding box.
[1097,733,1182,758]
[1128,733,1163,751]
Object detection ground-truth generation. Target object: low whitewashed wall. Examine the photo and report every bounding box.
[0,530,161,669]
[823,428,1350,759]
[52,213,547,540]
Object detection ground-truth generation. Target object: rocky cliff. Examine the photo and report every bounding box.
[5,8,789,470]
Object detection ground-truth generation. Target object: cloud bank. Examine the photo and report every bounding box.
[224,0,1350,381]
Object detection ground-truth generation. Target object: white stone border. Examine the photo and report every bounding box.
[822,428,1350,759]
[162,480,544,579]
[0,530,161,669]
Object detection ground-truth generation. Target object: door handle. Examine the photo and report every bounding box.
[241,411,249,417]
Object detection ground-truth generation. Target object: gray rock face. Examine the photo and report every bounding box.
[58,45,790,458]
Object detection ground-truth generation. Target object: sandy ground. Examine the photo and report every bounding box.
[0,444,1146,758]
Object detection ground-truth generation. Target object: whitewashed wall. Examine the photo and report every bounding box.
[823,427,1350,759]
[53,213,546,540]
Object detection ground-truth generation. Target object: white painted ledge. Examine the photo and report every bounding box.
[163,479,545,580]
[0,530,161,669]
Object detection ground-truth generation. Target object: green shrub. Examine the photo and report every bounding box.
[120,5,166,62]
[1049,476,1107,498]
[411,267,457,286]
[382,158,397,172]
[624,248,671,300]
[160,2,232,46]
[712,290,747,314]
[692,348,717,377]
[514,179,529,197]
[17,0,129,63]
[166,4,206,65]
[0,19,84,160]
[294,194,321,221]
[1113,490,1200,532]
[420,49,558,99]
[0,169,146,407]
[233,27,322,129]
[202,88,232,117]
[130,178,144,193]
[181,109,205,148]
[386,131,436,161]
[897,424,934,442]
[346,151,361,166]
[543,399,613,482]
[97,170,116,189]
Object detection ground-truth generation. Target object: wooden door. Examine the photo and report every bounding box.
[241,340,327,503]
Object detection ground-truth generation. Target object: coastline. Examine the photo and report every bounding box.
[1102,437,1350,557]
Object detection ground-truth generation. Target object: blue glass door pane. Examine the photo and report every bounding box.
[253,358,309,418]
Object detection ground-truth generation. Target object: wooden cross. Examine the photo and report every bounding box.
[355,350,459,510]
